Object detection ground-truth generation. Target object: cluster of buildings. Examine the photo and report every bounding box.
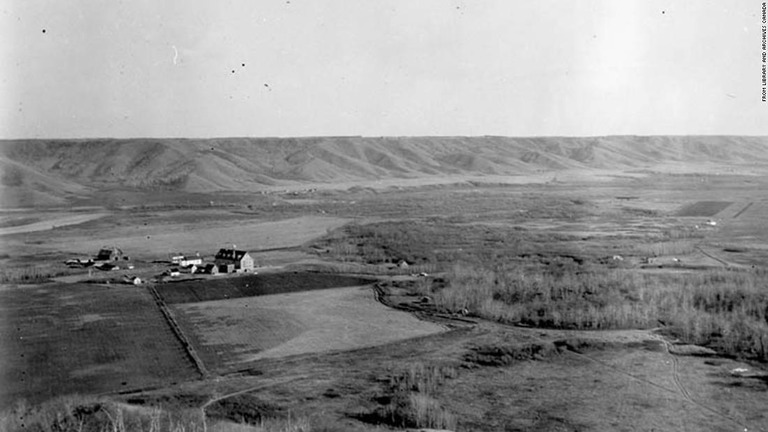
[68,245,257,285]
[166,247,255,276]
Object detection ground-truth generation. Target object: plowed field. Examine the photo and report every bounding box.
[0,283,197,408]
[675,201,732,217]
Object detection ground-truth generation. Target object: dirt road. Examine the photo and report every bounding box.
[0,212,107,236]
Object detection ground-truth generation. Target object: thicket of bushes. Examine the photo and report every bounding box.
[317,220,767,362]
[313,220,590,269]
[315,221,457,265]
[434,263,768,361]
[360,362,457,430]
[0,265,71,284]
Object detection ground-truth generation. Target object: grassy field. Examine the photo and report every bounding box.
[0,283,198,409]
[171,286,445,370]
[3,167,768,431]
[307,205,767,361]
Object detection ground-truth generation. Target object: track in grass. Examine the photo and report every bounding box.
[732,202,753,219]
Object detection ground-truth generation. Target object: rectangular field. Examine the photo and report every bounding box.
[0,283,198,408]
[171,286,445,370]
[675,201,732,217]
[156,272,374,304]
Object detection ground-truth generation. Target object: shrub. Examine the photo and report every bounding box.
[436,263,768,361]
[374,393,455,430]
[361,362,457,430]
[0,265,69,284]
[0,396,326,432]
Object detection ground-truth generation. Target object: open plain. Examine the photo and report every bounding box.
[1,137,768,431]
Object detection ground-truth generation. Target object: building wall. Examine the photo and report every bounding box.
[240,254,254,271]
[181,258,202,267]
[219,263,235,273]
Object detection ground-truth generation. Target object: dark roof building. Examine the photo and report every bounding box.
[214,248,255,272]
[96,246,124,261]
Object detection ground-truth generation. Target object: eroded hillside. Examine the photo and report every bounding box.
[1,136,767,207]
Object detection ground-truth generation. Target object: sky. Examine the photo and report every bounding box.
[1,0,766,138]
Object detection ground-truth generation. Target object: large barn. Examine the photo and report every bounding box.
[96,246,124,262]
[214,248,255,272]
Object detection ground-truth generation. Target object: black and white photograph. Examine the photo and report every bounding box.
[1,1,768,431]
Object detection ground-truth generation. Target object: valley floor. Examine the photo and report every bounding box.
[2,167,768,431]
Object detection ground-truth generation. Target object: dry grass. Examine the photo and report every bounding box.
[386,362,458,395]
[634,240,698,257]
[172,286,444,366]
[305,261,440,276]
[361,362,457,430]
[0,265,72,284]
[0,396,204,432]
[0,396,324,432]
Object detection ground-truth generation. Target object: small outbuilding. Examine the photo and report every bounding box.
[218,263,235,274]
[172,252,203,267]
[123,275,142,285]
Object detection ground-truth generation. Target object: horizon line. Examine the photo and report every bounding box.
[2,134,768,142]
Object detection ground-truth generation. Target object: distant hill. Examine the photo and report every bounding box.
[1,136,767,207]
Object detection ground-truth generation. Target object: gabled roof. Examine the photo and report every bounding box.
[215,248,250,261]
[97,246,123,257]
[174,252,201,258]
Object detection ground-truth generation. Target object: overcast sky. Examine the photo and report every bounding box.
[1,0,765,139]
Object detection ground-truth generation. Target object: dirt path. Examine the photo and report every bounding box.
[645,333,750,430]
[733,202,754,219]
[574,344,751,430]
[657,337,693,401]
[696,246,731,267]
[200,376,306,410]
[488,320,755,431]
[198,376,308,431]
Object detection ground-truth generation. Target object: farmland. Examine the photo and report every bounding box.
[157,272,374,304]
[675,201,733,217]
[0,283,199,408]
[2,138,768,431]
[171,286,445,369]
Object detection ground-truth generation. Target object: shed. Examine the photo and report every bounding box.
[123,276,142,285]
[173,252,202,267]
[181,256,203,267]
[218,263,235,274]
[204,263,219,275]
